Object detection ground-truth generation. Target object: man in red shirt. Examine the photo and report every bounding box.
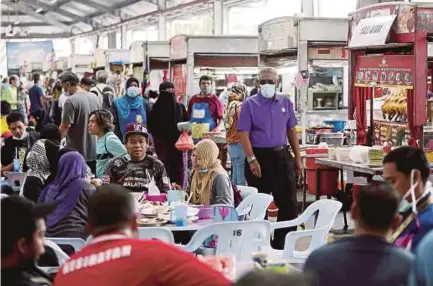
[188,75,224,140]
[54,184,231,286]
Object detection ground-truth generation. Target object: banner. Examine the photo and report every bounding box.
[354,55,414,88]
[6,41,54,70]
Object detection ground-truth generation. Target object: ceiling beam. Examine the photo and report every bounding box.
[1,32,72,39]
[2,0,78,32]
[1,21,72,27]
[1,10,27,16]
[74,0,118,16]
[25,0,88,24]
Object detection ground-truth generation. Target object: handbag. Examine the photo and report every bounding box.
[175,131,194,151]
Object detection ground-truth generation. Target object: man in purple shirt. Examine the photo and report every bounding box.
[237,67,301,249]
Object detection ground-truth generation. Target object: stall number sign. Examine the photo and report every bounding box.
[349,15,397,48]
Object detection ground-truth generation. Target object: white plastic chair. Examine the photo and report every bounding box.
[236,193,273,220]
[137,227,175,243]
[269,199,342,264]
[45,237,86,253]
[43,239,70,265]
[183,220,272,261]
[237,186,258,199]
[5,172,26,193]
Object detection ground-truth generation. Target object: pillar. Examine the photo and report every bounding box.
[107,32,116,49]
[213,0,223,35]
[121,25,127,49]
[223,7,229,34]
[70,38,76,56]
[302,0,314,17]
[158,0,166,41]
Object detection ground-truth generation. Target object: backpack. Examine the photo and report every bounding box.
[91,85,115,110]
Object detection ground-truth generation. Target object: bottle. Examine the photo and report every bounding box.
[267,201,279,223]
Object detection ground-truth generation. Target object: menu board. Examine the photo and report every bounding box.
[354,55,414,88]
[258,17,297,52]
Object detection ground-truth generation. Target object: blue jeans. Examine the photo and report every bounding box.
[17,106,28,125]
[228,143,246,186]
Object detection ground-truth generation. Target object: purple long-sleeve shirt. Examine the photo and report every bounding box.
[237,93,297,148]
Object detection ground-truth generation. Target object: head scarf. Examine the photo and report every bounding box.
[148,82,181,143]
[24,140,52,182]
[115,77,143,121]
[40,123,61,145]
[223,82,247,130]
[39,151,88,228]
[190,139,226,205]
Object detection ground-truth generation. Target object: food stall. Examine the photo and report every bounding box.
[90,49,130,74]
[347,2,433,149]
[67,54,93,79]
[169,34,259,104]
[258,16,349,146]
[130,41,169,88]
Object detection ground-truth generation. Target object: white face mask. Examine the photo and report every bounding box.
[260,84,276,99]
[399,170,419,213]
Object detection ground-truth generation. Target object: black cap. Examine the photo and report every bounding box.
[60,72,80,85]
[1,196,57,257]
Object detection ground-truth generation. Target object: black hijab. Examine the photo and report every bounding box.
[148,82,181,143]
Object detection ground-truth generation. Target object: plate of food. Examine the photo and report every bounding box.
[137,217,168,226]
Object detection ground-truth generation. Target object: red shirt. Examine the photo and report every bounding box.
[187,94,224,123]
[54,235,231,286]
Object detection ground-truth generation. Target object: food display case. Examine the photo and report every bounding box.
[348,2,433,149]
[169,35,259,104]
[130,41,169,81]
[90,49,130,74]
[258,16,349,144]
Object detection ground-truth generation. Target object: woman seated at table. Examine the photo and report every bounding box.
[39,151,95,239]
[188,139,234,206]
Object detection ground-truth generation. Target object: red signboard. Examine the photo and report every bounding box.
[417,9,433,32]
[354,55,414,88]
[172,64,186,102]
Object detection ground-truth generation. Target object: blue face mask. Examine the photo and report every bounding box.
[15,81,20,88]
[127,86,140,98]
[260,84,276,98]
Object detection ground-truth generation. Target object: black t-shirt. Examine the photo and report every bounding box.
[304,235,414,286]
[1,263,52,286]
[1,131,40,167]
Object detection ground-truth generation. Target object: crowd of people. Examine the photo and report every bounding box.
[0,67,433,286]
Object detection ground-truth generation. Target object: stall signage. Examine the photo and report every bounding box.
[308,47,348,60]
[354,55,414,88]
[172,64,186,102]
[417,10,433,32]
[349,15,396,48]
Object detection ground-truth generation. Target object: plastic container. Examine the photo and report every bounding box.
[328,148,337,160]
[174,203,188,226]
[13,159,20,172]
[336,147,352,162]
[198,206,213,219]
[306,148,339,197]
[323,120,346,132]
[145,194,167,202]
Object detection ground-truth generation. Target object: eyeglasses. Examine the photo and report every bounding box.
[259,79,276,85]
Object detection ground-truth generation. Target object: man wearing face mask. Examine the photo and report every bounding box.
[60,72,101,174]
[1,112,39,174]
[112,77,148,140]
[188,75,224,140]
[383,147,433,252]
[237,67,301,249]
[2,75,20,110]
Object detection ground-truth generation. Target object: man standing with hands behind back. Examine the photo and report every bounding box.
[237,67,301,249]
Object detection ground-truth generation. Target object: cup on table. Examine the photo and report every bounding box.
[13,159,20,172]
[167,190,188,204]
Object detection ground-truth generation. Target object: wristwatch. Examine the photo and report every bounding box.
[247,156,257,164]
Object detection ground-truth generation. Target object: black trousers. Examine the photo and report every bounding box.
[245,146,298,249]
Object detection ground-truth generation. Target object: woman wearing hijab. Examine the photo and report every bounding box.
[39,151,95,239]
[223,82,247,186]
[187,139,234,206]
[22,124,62,202]
[112,77,147,140]
[148,82,188,185]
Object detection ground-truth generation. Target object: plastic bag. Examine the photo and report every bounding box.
[175,131,194,151]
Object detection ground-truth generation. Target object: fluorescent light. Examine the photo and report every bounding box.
[35,7,43,13]
[14,20,20,25]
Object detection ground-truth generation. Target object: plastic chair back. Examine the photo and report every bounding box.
[236,193,273,220]
[184,220,271,261]
[237,186,258,199]
[137,227,175,244]
[46,237,86,254]
[212,205,239,222]
[44,239,70,265]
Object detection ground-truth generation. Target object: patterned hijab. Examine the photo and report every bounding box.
[190,139,226,205]
[25,139,54,182]
[223,82,246,130]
